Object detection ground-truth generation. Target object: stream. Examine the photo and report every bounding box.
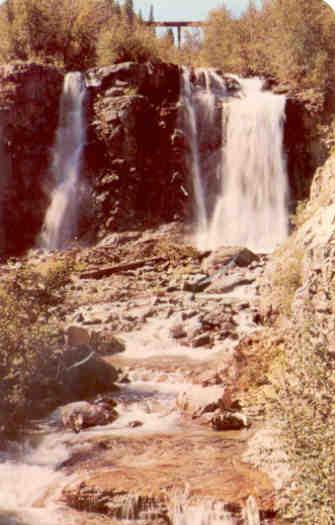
[0,249,269,525]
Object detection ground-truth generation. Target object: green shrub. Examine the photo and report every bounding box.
[0,260,72,429]
[97,18,162,65]
[269,326,335,524]
[269,239,304,318]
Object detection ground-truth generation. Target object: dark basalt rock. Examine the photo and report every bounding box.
[83,61,186,240]
[0,62,64,257]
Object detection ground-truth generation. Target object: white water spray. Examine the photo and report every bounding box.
[208,77,288,252]
[40,72,86,250]
[182,71,289,252]
[171,491,260,525]
[181,68,228,241]
[181,68,208,238]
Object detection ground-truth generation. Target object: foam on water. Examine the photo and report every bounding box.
[40,72,86,250]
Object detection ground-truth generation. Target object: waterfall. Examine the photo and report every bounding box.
[181,68,208,239]
[40,72,86,250]
[208,77,288,252]
[181,68,228,244]
[171,492,260,525]
[181,71,288,253]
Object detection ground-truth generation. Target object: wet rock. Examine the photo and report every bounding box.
[203,247,260,275]
[170,323,187,339]
[201,372,225,387]
[191,333,213,348]
[128,420,144,428]
[211,411,250,431]
[66,325,90,347]
[61,400,118,433]
[177,386,233,416]
[94,332,126,355]
[60,345,118,400]
[183,274,210,293]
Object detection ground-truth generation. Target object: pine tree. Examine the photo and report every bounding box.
[123,0,134,26]
[148,4,155,34]
[114,1,121,17]
[149,4,154,23]
[138,9,143,24]
[166,28,174,47]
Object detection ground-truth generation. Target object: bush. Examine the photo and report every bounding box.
[97,18,162,65]
[202,0,335,90]
[267,238,304,318]
[0,0,115,70]
[0,260,72,430]
[269,325,335,524]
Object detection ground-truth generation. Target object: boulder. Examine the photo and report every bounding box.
[66,326,90,347]
[191,333,213,348]
[203,248,260,275]
[59,345,119,400]
[211,411,250,431]
[62,400,118,433]
[93,332,126,355]
[183,274,211,293]
[170,323,187,339]
[176,386,233,416]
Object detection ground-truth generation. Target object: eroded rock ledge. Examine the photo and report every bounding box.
[0,61,330,257]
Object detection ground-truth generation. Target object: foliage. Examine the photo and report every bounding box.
[202,0,335,90]
[178,30,203,67]
[0,260,72,427]
[202,6,243,72]
[0,0,124,70]
[97,17,175,65]
[268,238,304,318]
[269,325,335,524]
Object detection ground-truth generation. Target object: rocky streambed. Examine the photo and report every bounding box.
[0,226,288,525]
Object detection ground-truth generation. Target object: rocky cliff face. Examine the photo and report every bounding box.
[0,61,331,257]
[270,81,335,205]
[0,63,63,257]
[82,62,185,242]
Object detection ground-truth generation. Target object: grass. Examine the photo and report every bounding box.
[264,237,304,319]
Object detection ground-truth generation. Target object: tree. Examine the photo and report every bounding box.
[113,1,121,17]
[97,15,161,65]
[149,4,154,23]
[138,8,143,24]
[0,0,117,69]
[166,28,175,47]
[122,0,134,26]
[202,6,242,71]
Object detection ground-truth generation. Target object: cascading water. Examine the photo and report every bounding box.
[208,77,288,252]
[182,71,288,253]
[171,491,260,525]
[181,68,228,243]
[40,72,86,250]
[181,68,208,239]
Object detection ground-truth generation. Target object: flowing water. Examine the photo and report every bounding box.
[40,72,86,250]
[181,68,228,242]
[182,71,288,252]
[208,77,288,252]
[0,285,262,525]
[0,69,281,525]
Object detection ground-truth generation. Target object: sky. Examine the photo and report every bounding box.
[134,0,335,21]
